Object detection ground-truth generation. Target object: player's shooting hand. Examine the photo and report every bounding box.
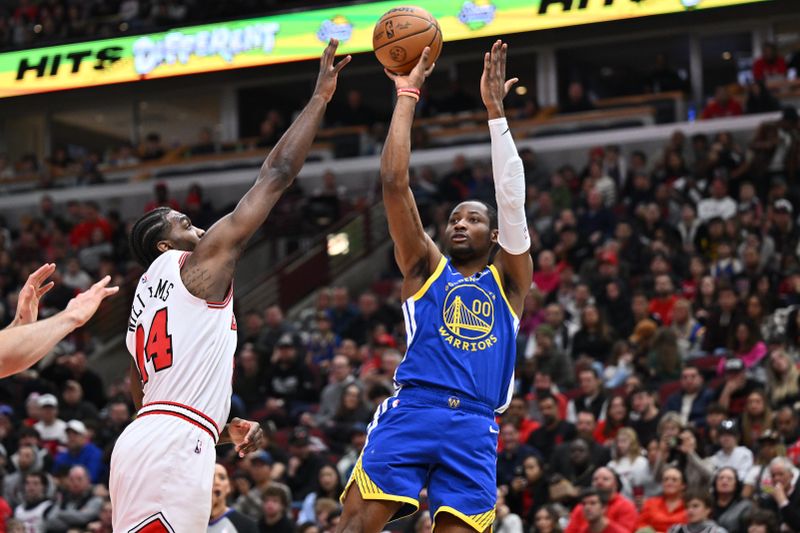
[480,40,518,119]
[64,276,119,328]
[10,263,56,327]
[229,418,264,457]
[384,46,435,91]
[313,39,352,103]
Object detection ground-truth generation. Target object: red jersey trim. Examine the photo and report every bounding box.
[141,401,220,432]
[137,411,217,443]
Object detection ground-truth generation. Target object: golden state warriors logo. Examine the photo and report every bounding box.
[439,283,498,351]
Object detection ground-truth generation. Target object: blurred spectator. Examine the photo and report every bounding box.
[637,466,688,533]
[528,393,576,459]
[33,394,66,454]
[53,420,103,484]
[701,87,743,120]
[745,81,781,114]
[668,491,727,533]
[13,472,51,533]
[143,182,181,212]
[258,485,293,533]
[43,465,102,532]
[646,53,688,94]
[140,133,166,161]
[191,127,218,156]
[564,467,638,533]
[709,420,754,480]
[297,464,342,525]
[758,457,800,531]
[576,487,627,533]
[285,428,326,502]
[711,466,752,533]
[561,82,595,114]
[752,43,787,82]
[209,463,258,532]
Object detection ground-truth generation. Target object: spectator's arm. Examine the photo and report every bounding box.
[47,496,103,527]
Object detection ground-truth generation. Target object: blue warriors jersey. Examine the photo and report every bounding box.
[396,256,520,412]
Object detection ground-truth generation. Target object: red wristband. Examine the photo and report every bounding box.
[397,87,420,102]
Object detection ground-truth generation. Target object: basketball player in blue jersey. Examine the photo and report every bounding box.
[337,40,532,533]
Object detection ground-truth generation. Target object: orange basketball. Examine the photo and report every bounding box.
[373,6,442,75]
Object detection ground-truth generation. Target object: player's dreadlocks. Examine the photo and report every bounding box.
[129,207,172,267]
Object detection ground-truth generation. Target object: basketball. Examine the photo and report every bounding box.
[373,6,442,75]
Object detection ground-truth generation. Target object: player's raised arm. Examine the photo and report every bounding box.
[481,40,533,317]
[382,48,441,291]
[182,40,351,301]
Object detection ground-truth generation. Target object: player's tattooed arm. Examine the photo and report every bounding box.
[182,40,351,301]
[219,418,264,457]
[381,47,441,298]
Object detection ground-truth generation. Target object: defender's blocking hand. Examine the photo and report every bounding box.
[314,39,352,103]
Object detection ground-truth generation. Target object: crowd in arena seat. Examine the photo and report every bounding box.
[0,95,798,532]
[0,0,342,51]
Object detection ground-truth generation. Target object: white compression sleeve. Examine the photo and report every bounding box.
[489,117,530,255]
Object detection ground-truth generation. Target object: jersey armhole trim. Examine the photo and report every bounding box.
[178,251,234,309]
[488,264,519,322]
[412,256,447,301]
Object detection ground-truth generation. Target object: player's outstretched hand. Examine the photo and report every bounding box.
[314,39,352,103]
[480,39,518,118]
[384,46,435,91]
[10,263,56,327]
[64,276,120,328]
[229,418,264,457]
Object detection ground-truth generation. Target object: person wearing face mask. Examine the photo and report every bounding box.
[208,464,257,533]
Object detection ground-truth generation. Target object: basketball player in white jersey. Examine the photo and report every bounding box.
[110,40,351,533]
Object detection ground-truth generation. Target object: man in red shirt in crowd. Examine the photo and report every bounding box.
[753,42,787,82]
[649,274,679,326]
[565,467,639,533]
[498,394,540,449]
[701,86,743,120]
[68,202,112,248]
[576,488,628,533]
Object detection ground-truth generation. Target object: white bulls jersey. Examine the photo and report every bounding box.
[124,249,237,441]
[112,249,238,532]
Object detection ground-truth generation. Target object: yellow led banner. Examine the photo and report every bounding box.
[0,0,773,99]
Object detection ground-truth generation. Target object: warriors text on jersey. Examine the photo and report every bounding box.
[124,249,237,439]
[395,256,520,412]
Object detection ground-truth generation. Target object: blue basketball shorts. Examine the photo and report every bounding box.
[341,387,499,531]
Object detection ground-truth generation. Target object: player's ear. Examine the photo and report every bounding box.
[490,229,499,244]
[156,239,173,253]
